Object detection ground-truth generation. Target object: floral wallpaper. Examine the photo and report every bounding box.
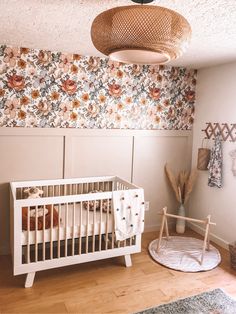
[0,45,197,129]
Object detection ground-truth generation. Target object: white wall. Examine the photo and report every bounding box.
[189,62,236,248]
[0,128,192,255]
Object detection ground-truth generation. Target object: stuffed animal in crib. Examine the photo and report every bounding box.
[22,186,59,231]
[83,190,111,213]
[24,187,44,199]
[23,187,47,218]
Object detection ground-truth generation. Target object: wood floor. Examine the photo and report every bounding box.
[1,229,236,314]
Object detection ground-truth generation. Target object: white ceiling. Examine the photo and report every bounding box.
[0,0,236,69]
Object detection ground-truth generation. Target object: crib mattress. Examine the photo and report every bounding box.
[21,203,113,245]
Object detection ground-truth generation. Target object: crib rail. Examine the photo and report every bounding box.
[15,180,113,200]
[11,176,138,200]
[10,176,142,276]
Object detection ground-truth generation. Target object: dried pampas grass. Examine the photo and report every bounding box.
[165,164,181,203]
[165,164,197,204]
[184,168,198,204]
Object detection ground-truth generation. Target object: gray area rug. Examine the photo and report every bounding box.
[135,289,236,314]
[149,237,221,272]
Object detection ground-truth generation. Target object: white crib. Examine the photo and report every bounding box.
[10,176,144,288]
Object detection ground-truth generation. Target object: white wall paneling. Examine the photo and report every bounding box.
[0,128,192,254]
[133,132,192,231]
[66,136,133,180]
[0,132,64,255]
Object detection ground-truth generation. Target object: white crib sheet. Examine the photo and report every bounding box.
[21,203,113,245]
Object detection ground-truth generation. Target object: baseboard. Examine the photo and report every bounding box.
[188,222,229,250]
[144,221,175,233]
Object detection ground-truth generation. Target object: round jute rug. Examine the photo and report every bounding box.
[149,236,221,272]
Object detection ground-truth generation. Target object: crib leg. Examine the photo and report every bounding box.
[124,254,132,267]
[25,272,36,288]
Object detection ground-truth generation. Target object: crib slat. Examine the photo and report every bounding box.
[50,204,53,259]
[99,200,102,251]
[105,199,109,250]
[35,206,38,262]
[111,206,115,249]
[129,237,132,246]
[57,204,61,258]
[27,206,30,263]
[43,205,46,261]
[86,201,89,253]
[42,186,46,197]
[111,180,114,192]
[92,200,96,253]
[72,202,75,256]
[65,203,68,257]
[79,202,82,255]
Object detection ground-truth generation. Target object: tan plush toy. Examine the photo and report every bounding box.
[83,190,111,213]
[22,186,59,231]
[24,187,44,199]
[24,187,46,217]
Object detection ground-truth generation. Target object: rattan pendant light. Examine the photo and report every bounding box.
[91,0,191,65]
